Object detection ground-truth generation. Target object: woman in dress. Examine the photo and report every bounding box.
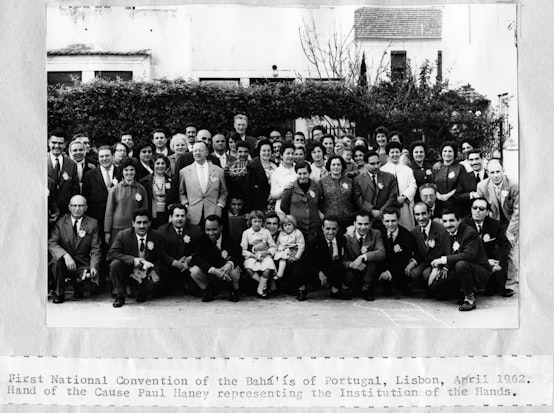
[139,153,174,229]
[318,155,356,234]
[246,139,277,213]
[133,140,154,181]
[104,157,148,244]
[434,141,463,217]
[306,141,327,183]
[380,142,417,230]
[270,142,297,219]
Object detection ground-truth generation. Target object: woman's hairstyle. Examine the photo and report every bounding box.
[247,210,265,226]
[280,141,296,156]
[134,140,155,157]
[385,141,403,154]
[294,160,312,173]
[120,157,139,172]
[256,138,272,157]
[409,140,427,157]
[325,154,347,172]
[440,141,458,158]
[152,153,170,168]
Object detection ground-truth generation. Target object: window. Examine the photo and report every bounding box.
[47,71,82,87]
[390,51,407,82]
[249,78,294,86]
[94,71,133,81]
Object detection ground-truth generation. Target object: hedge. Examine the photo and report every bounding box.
[47,70,502,157]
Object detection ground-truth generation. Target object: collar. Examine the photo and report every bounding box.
[50,153,63,164]
[136,233,147,243]
[214,152,226,159]
[194,160,208,167]
[388,228,399,238]
[172,225,184,234]
[102,165,114,173]
[423,221,432,233]
[70,217,82,226]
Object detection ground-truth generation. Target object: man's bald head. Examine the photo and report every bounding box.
[196,129,212,147]
[68,195,88,219]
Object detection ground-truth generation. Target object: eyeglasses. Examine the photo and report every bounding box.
[471,206,487,211]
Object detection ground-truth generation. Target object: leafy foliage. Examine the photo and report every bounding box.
[48,65,502,158]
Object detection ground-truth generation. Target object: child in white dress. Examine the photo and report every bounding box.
[240,210,276,298]
[273,215,305,280]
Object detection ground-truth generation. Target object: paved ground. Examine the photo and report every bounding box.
[47,288,518,329]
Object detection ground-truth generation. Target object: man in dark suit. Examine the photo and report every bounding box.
[296,215,348,300]
[455,149,488,217]
[73,133,98,167]
[233,114,258,156]
[419,183,441,222]
[107,209,166,307]
[48,195,101,303]
[462,197,513,297]
[211,133,236,170]
[342,210,386,300]
[410,202,451,287]
[82,145,122,290]
[189,215,242,302]
[353,151,397,227]
[379,207,417,296]
[430,208,492,311]
[152,128,174,157]
[47,131,80,215]
[158,203,203,295]
[68,139,96,191]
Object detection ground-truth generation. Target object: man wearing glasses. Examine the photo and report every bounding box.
[48,195,101,304]
[462,197,513,297]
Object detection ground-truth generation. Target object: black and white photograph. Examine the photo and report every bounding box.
[44,3,519,329]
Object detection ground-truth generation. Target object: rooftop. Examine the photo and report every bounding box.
[48,43,150,56]
[354,7,442,40]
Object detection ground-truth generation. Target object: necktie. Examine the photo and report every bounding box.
[372,174,378,189]
[475,173,481,183]
[103,168,111,188]
[477,224,482,234]
[199,165,207,193]
[139,238,145,252]
[54,157,61,180]
[328,241,334,259]
[177,229,182,237]
[73,220,78,235]
[422,227,428,241]
[450,234,456,249]
[358,236,364,250]
[388,233,394,248]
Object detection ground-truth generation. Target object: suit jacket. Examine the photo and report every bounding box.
[303,232,347,273]
[178,162,228,225]
[343,228,386,266]
[47,154,80,214]
[48,214,101,271]
[191,233,243,274]
[245,157,272,212]
[139,173,176,212]
[158,222,203,268]
[81,166,122,229]
[454,169,488,217]
[107,228,165,275]
[353,170,398,213]
[444,223,491,270]
[411,221,451,266]
[171,152,221,201]
[462,216,510,270]
[134,159,153,182]
[476,176,519,237]
[380,225,416,274]
[71,159,96,188]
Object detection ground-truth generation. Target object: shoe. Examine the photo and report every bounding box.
[113,295,125,308]
[229,289,239,302]
[296,289,308,301]
[53,295,64,304]
[256,291,268,299]
[501,288,514,297]
[330,290,352,300]
[456,296,466,305]
[459,300,476,311]
[135,293,147,303]
[201,285,214,302]
[362,290,374,301]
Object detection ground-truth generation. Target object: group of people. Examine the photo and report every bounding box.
[47,114,519,311]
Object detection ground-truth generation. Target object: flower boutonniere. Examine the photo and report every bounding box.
[135,193,142,202]
[377,183,384,190]
[341,182,349,190]
[210,175,218,183]
[501,189,509,198]
[425,169,432,176]
[393,244,403,253]
[452,241,460,252]
[165,182,171,190]
[78,228,86,238]
[221,250,229,260]
[111,178,119,186]
[448,171,455,179]
[482,233,491,243]
[147,241,154,251]
[361,246,368,254]
[62,172,70,181]
[426,239,436,248]
[183,235,191,244]
[309,190,316,198]
[87,163,95,169]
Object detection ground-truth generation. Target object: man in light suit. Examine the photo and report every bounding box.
[342,210,386,301]
[179,141,228,226]
[409,202,451,287]
[353,151,397,228]
[48,195,101,303]
[47,131,80,215]
[476,158,519,288]
[107,209,166,307]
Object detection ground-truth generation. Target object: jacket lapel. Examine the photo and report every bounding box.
[63,216,77,249]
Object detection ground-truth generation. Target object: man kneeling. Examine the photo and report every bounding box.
[189,215,241,302]
[107,209,166,308]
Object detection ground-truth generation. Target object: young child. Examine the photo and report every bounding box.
[240,210,276,298]
[273,215,305,280]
